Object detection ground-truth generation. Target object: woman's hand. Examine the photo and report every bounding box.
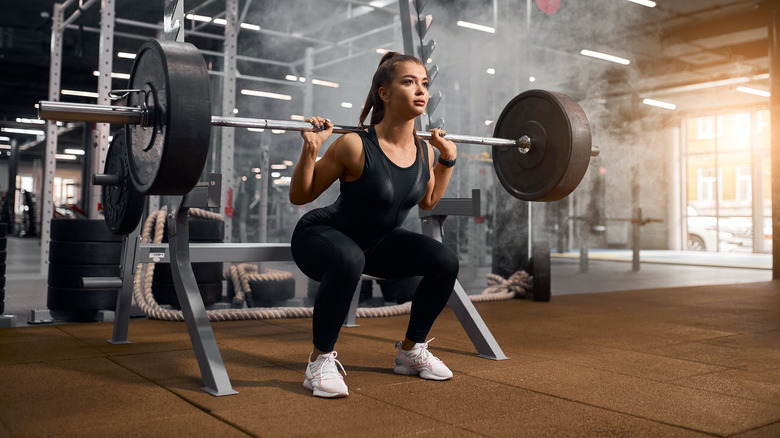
[300,116,333,156]
[428,128,456,161]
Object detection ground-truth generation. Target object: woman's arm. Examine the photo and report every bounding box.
[419,129,457,210]
[289,118,363,205]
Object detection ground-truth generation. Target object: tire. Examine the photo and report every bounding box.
[530,241,551,302]
[46,286,117,311]
[48,241,123,265]
[152,262,223,284]
[50,219,123,242]
[151,281,223,307]
[48,264,122,288]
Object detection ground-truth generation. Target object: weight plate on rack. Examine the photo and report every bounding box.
[102,131,145,235]
[492,89,591,202]
[126,39,211,195]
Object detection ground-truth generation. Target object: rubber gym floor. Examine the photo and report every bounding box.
[1,236,778,437]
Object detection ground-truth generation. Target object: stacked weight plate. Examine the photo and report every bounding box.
[0,223,7,315]
[47,219,121,319]
[152,218,224,308]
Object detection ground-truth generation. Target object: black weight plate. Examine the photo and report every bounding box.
[46,286,118,311]
[531,241,551,302]
[0,264,6,278]
[102,131,146,235]
[0,250,6,264]
[151,281,223,307]
[48,241,123,265]
[161,218,225,243]
[48,263,121,288]
[0,238,7,251]
[126,39,212,195]
[152,262,223,284]
[0,222,6,237]
[493,89,592,202]
[50,219,123,242]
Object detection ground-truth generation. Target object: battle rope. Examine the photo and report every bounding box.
[132,209,530,321]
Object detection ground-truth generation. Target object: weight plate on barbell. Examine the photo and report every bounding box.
[102,131,145,235]
[125,39,212,195]
[492,89,591,202]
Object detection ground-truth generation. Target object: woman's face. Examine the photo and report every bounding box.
[380,61,429,119]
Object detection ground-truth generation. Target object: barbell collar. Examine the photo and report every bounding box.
[38,101,146,126]
[92,173,120,186]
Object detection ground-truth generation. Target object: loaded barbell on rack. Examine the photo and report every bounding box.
[38,39,597,233]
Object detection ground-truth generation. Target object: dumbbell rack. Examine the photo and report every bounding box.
[84,177,507,396]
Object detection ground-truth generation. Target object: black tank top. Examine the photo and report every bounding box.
[297,126,430,249]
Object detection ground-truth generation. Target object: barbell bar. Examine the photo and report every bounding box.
[37,39,596,206]
[38,101,531,150]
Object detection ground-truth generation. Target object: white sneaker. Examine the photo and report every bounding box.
[303,351,349,398]
[394,338,453,380]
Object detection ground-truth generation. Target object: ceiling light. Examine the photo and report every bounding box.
[0,136,9,141]
[456,21,496,34]
[271,130,286,134]
[627,0,656,7]
[486,68,496,75]
[55,154,77,161]
[642,98,676,110]
[61,89,99,98]
[580,50,630,65]
[341,102,353,108]
[247,128,265,132]
[376,48,390,54]
[271,164,287,170]
[484,120,493,125]
[185,14,212,22]
[736,86,770,97]
[93,71,131,80]
[283,160,293,166]
[240,23,261,31]
[251,167,261,173]
[117,52,136,59]
[240,89,292,100]
[1,127,45,135]
[15,118,45,125]
[255,174,262,179]
[271,172,281,178]
[213,18,227,25]
[64,149,85,155]
[0,145,10,150]
[291,115,305,120]
[285,75,299,82]
[312,79,339,88]
[529,76,536,82]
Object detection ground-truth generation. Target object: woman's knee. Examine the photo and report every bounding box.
[430,245,459,279]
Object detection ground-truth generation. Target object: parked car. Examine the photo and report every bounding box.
[686,206,771,252]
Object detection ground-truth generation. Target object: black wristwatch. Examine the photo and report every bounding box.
[438,156,456,167]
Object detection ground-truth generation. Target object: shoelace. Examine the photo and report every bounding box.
[316,351,347,378]
[408,338,439,364]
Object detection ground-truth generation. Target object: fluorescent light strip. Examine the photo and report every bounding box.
[0,145,11,150]
[1,127,45,135]
[61,89,99,98]
[311,79,340,88]
[16,118,45,125]
[580,49,630,65]
[64,149,86,155]
[627,0,656,7]
[271,164,287,170]
[486,68,496,75]
[0,136,9,141]
[376,48,391,54]
[117,52,136,59]
[456,21,496,34]
[213,18,227,25]
[93,71,131,80]
[341,102,353,108]
[240,89,292,100]
[642,98,676,110]
[285,75,306,82]
[185,14,212,22]
[240,22,261,31]
[247,128,265,132]
[55,154,77,161]
[736,86,770,97]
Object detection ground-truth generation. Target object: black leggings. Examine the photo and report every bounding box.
[291,225,459,352]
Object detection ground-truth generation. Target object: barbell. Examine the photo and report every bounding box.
[38,39,596,233]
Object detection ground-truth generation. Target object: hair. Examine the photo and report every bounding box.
[358,51,427,127]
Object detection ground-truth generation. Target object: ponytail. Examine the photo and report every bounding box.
[359,51,426,127]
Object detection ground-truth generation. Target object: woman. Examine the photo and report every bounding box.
[289,51,459,398]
